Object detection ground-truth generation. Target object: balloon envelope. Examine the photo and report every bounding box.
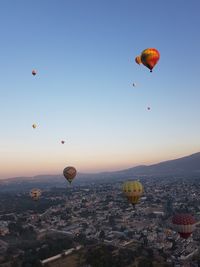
[63,166,77,184]
[172,213,195,239]
[30,188,42,201]
[141,48,160,72]
[32,70,37,76]
[135,56,142,65]
[32,124,37,129]
[122,181,143,205]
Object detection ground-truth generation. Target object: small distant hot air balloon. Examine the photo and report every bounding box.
[135,56,142,65]
[30,188,42,201]
[165,229,172,237]
[61,140,65,144]
[32,70,37,76]
[32,124,37,129]
[132,83,136,87]
[122,181,143,206]
[63,166,77,184]
[172,213,196,239]
[140,48,160,72]
[147,107,151,111]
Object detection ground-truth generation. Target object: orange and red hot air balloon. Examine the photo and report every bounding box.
[135,48,160,72]
[172,213,196,239]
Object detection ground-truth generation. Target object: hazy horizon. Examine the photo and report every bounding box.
[1,150,199,180]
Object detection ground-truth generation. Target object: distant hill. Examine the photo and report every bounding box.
[116,152,200,177]
[0,152,200,191]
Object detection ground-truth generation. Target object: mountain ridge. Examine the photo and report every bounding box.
[0,152,200,186]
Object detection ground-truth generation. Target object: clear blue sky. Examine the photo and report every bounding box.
[0,0,200,178]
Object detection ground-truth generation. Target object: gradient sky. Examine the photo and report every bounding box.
[0,0,200,179]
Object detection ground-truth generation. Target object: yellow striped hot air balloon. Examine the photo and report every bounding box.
[122,181,143,206]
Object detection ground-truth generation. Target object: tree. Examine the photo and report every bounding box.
[86,245,114,267]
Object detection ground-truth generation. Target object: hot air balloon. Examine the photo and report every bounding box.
[172,213,196,239]
[30,188,42,201]
[122,181,143,206]
[147,107,151,111]
[63,166,77,184]
[140,48,160,72]
[61,140,65,144]
[165,229,172,237]
[32,124,37,129]
[32,70,37,76]
[132,83,136,87]
[135,56,142,65]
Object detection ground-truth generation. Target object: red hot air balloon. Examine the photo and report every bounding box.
[32,70,37,76]
[172,213,196,239]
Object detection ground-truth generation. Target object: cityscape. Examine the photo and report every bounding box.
[0,164,200,266]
